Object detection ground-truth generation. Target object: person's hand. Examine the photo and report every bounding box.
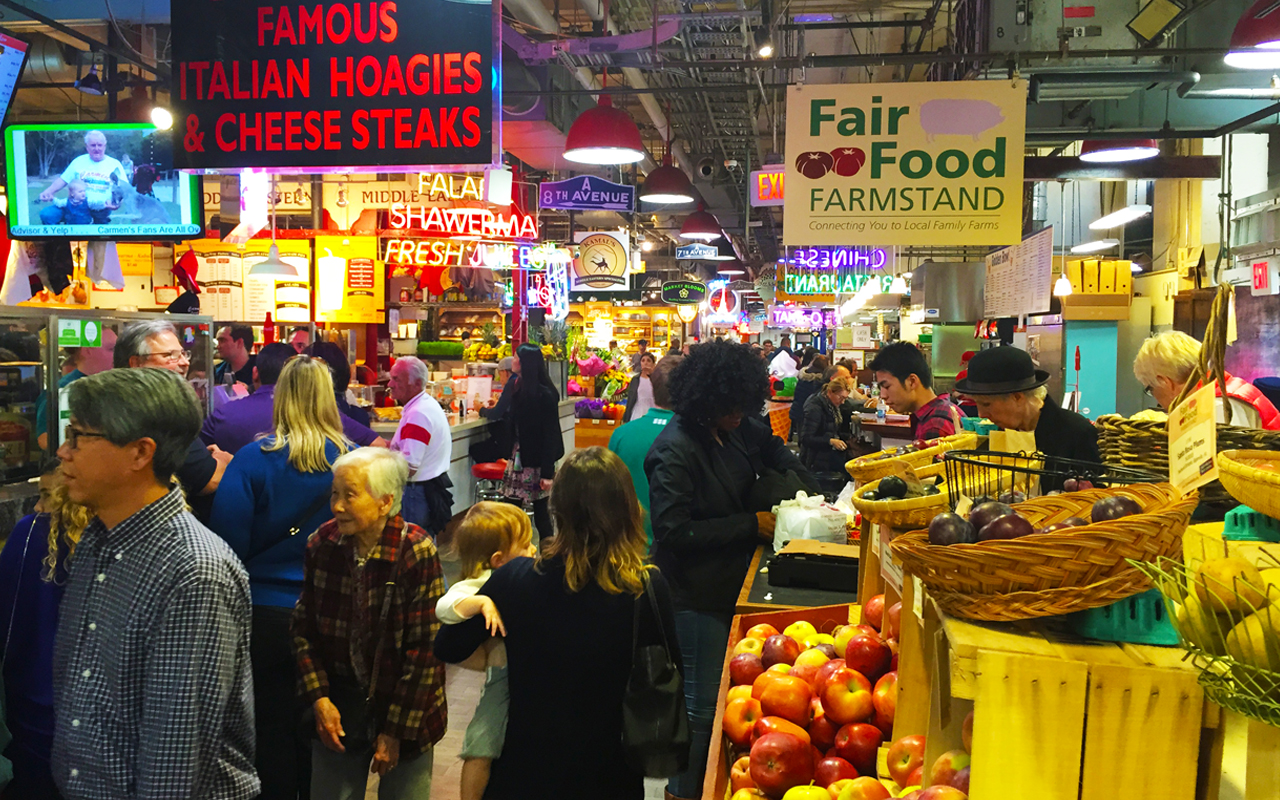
[38,189,53,203]
[370,734,399,776]
[539,478,553,491]
[314,697,345,753]
[830,438,848,451]
[475,596,506,637]
[756,511,776,539]
[208,444,233,468]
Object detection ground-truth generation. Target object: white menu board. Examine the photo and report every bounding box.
[984,226,1054,319]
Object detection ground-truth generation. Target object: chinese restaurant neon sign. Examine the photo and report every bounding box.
[787,246,889,271]
[783,271,893,296]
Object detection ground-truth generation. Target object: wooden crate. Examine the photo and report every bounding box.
[704,603,858,800]
[573,417,620,448]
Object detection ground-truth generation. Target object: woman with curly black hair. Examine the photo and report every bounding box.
[643,339,816,800]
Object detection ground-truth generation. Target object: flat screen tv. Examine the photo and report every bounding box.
[0,29,30,129]
[5,122,204,240]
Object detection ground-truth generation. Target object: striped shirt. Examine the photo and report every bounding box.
[51,487,258,800]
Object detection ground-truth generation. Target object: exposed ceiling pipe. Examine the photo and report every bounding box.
[0,0,168,79]
[657,46,1231,70]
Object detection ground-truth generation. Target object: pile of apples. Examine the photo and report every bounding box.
[725,596,904,799]
[889,720,972,800]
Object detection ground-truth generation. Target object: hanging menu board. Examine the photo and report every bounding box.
[984,225,1053,318]
[186,239,312,322]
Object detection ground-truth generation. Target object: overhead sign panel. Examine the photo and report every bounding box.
[539,175,635,211]
[784,80,1026,246]
[676,243,718,260]
[661,280,707,304]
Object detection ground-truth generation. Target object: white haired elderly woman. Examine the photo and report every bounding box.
[291,447,447,800]
[1132,330,1280,430]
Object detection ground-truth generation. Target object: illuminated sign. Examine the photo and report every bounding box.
[539,175,635,212]
[527,261,570,319]
[661,280,707,304]
[771,307,836,329]
[783,271,892,296]
[527,243,574,270]
[417,171,486,200]
[676,243,718,260]
[786,246,889,271]
[702,279,743,323]
[750,166,785,207]
[386,204,539,240]
[571,231,630,291]
[383,239,544,270]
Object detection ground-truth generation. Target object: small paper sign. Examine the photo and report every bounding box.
[1169,383,1219,495]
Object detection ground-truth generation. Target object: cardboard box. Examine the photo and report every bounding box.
[1115,261,1133,295]
[1099,260,1117,293]
[1068,260,1084,293]
[1082,260,1101,294]
[1060,292,1132,321]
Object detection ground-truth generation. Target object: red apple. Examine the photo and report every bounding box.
[821,668,874,725]
[749,732,814,798]
[844,635,892,685]
[731,755,756,791]
[872,708,894,739]
[753,668,793,701]
[884,602,903,639]
[814,756,859,787]
[833,776,891,800]
[863,594,885,630]
[731,653,766,686]
[905,765,924,788]
[951,767,970,794]
[762,634,802,668]
[724,697,764,747]
[809,700,838,752]
[961,710,974,753]
[927,749,970,789]
[812,658,847,695]
[831,723,882,777]
[747,623,782,641]
[728,685,754,704]
[917,787,966,800]
[760,675,813,728]
[872,671,897,721]
[825,778,857,800]
[886,734,926,786]
[853,624,880,640]
[753,715,811,746]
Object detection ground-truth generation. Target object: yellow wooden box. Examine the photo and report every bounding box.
[573,418,620,449]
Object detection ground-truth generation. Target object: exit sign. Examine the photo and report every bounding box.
[749,167,784,207]
[1252,257,1280,296]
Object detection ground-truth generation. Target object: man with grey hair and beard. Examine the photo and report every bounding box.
[388,356,452,537]
[51,367,258,800]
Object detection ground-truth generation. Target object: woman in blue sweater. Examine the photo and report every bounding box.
[0,465,91,800]
[211,355,353,800]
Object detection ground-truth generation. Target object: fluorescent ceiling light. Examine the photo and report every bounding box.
[1079,140,1160,162]
[1070,238,1121,254]
[1089,204,1152,230]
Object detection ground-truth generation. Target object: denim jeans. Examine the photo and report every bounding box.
[667,609,732,799]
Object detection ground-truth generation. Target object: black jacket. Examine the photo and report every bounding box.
[790,369,826,431]
[1035,396,1101,490]
[512,380,564,479]
[646,414,815,614]
[799,391,858,473]
[622,375,646,422]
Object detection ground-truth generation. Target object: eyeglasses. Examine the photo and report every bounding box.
[64,425,109,450]
[144,349,190,364]
[1143,385,1154,397]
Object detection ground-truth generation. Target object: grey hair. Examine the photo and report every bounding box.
[394,356,429,388]
[982,385,1049,408]
[84,130,106,144]
[114,320,179,369]
[333,447,410,517]
[67,368,202,484]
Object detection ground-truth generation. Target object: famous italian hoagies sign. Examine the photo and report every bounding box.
[172,0,496,170]
[784,80,1025,246]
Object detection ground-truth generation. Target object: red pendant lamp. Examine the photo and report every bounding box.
[564,71,645,165]
[680,204,722,241]
[1227,0,1280,69]
[1078,139,1160,163]
[640,108,695,205]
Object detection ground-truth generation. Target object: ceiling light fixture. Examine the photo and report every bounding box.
[718,260,746,276]
[640,107,696,205]
[563,72,645,165]
[1070,238,1121,254]
[75,65,103,95]
[680,204,723,241]
[887,276,909,294]
[754,26,774,58]
[1054,274,1074,297]
[1079,139,1160,162]
[248,175,301,277]
[1089,203,1152,230]
[150,106,174,130]
[1227,0,1280,69]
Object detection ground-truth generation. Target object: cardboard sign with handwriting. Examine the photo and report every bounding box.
[1169,383,1218,495]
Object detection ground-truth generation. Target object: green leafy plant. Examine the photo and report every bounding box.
[480,322,501,348]
[417,341,465,358]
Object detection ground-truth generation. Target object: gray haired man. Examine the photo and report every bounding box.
[387,356,452,536]
[52,367,258,800]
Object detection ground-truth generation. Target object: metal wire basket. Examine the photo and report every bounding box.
[942,450,1163,508]
[1129,555,1280,728]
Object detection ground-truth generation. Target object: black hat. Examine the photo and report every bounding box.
[953,346,1049,395]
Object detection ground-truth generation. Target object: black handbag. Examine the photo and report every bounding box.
[621,576,690,778]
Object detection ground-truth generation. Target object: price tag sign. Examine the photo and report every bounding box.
[1169,383,1219,495]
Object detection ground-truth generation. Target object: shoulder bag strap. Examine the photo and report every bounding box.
[246,490,332,562]
[631,573,674,663]
[365,528,407,703]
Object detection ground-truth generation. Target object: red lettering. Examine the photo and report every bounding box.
[407,54,431,95]
[462,106,480,147]
[380,1,398,42]
[286,59,310,98]
[304,111,322,150]
[257,7,273,47]
[371,108,393,148]
[463,52,482,93]
[434,54,441,95]
[284,112,303,151]
[189,61,209,100]
[231,62,251,100]
[323,110,341,150]
[443,53,461,94]
[299,5,324,43]
[265,112,283,151]
[326,4,352,44]
[439,106,461,147]
[216,113,237,151]
[414,107,437,147]
[262,61,285,98]
[356,55,381,97]
[273,6,297,46]
[382,55,406,96]
[240,113,262,152]
[354,2,378,43]
[180,62,187,101]
[330,57,354,97]
[352,110,370,149]
[209,62,231,100]
[394,108,412,148]
[252,61,259,98]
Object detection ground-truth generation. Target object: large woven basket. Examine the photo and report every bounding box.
[890,483,1195,620]
[1217,450,1280,519]
[1096,415,1280,506]
[845,432,978,483]
[852,460,1019,529]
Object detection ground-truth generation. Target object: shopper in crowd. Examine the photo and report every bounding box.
[762,340,775,360]
[309,341,373,428]
[609,356,680,551]
[435,502,535,800]
[667,337,681,356]
[471,356,517,464]
[201,343,384,455]
[292,448,447,800]
[51,367,258,800]
[1133,330,1280,429]
[288,327,311,355]
[115,319,230,523]
[388,357,454,537]
[435,447,681,800]
[956,346,1100,470]
[215,324,257,389]
[871,341,961,441]
[645,340,816,800]
[502,343,563,545]
[799,375,862,474]
[789,351,828,440]
[210,355,355,800]
[36,328,117,451]
[776,333,795,359]
[622,351,658,422]
[0,464,91,799]
[630,338,650,372]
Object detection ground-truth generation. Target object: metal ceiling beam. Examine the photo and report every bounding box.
[0,0,169,79]
[655,46,1230,70]
[1024,155,1222,180]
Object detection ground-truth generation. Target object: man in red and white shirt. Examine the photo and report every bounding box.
[389,357,453,536]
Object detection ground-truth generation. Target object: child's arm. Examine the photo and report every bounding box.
[454,595,506,637]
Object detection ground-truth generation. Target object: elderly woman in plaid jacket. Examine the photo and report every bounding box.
[291,447,448,800]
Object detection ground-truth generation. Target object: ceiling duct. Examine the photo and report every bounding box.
[1027,70,1200,102]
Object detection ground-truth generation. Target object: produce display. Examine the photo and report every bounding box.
[923,490,1142,547]
[845,433,978,484]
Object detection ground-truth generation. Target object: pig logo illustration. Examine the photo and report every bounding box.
[919,99,1005,142]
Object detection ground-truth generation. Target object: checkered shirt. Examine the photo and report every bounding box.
[291,517,447,754]
[51,487,258,800]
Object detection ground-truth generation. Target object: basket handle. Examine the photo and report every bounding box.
[1169,283,1232,424]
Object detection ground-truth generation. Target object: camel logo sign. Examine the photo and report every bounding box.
[784,80,1025,246]
[571,231,630,291]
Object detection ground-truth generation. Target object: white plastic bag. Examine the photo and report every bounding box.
[769,350,798,378]
[834,481,858,516]
[773,491,848,553]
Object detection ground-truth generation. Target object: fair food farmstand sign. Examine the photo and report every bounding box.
[784,80,1026,246]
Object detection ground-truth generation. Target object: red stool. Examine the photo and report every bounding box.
[472,460,508,503]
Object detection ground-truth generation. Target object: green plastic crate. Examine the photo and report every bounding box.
[1223,505,1280,543]
[1066,589,1180,646]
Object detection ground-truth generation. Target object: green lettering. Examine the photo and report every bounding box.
[935,188,956,211]
[870,142,897,179]
[811,99,836,136]
[959,187,979,210]
[899,187,914,212]
[809,187,825,211]
[900,150,932,179]
[823,189,846,212]
[983,187,1005,210]
[849,187,866,211]
[888,106,909,135]
[837,108,864,137]
[973,137,1006,178]
[870,188,895,212]
[936,150,969,179]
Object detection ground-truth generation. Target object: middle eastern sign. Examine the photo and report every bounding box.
[661,280,707,305]
[172,0,495,171]
[784,80,1026,246]
[571,231,630,291]
[676,243,718,260]
[540,175,636,212]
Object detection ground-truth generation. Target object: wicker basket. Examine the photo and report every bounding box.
[890,483,1196,620]
[852,460,1018,529]
[1217,450,1280,519]
[1096,415,1280,506]
[845,432,979,483]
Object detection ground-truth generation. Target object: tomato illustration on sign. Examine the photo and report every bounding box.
[795,151,835,179]
[830,147,867,177]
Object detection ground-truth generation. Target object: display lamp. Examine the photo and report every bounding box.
[150,106,174,130]
[1089,203,1152,230]
[1053,274,1074,297]
[718,260,746,276]
[887,275,909,294]
[248,176,301,277]
[1226,0,1280,69]
[563,76,645,165]
[75,65,103,95]
[680,205,723,241]
[1079,139,1160,162]
[1069,238,1121,254]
